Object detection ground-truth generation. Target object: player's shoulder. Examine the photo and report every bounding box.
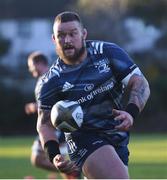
[86,40,121,55]
[35,59,61,96]
[40,59,61,85]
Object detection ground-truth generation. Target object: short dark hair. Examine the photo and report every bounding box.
[54,11,83,26]
[28,51,48,65]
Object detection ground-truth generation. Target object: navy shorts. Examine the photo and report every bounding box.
[65,130,129,169]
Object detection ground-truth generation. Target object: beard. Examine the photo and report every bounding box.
[56,39,86,63]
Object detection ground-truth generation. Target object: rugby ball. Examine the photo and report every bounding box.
[51,100,83,132]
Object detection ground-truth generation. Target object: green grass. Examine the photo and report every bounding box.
[0,134,167,179]
[0,137,62,179]
[128,134,167,179]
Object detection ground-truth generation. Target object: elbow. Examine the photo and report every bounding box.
[36,118,42,134]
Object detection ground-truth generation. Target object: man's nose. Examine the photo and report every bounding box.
[64,34,71,43]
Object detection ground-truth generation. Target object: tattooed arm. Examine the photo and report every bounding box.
[113,71,150,131]
[126,73,150,112]
[37,108,79,173]
[37,109,57,148]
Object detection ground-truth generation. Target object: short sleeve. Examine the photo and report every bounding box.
[35,77,60,110]
[103,42,137,81]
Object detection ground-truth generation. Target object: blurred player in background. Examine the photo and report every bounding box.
[25,51,80,179]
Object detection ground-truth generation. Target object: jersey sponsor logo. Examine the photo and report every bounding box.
[78,81,114,104]
[94,59,110,73]
[84,84,94,91]
[62,81,74,92]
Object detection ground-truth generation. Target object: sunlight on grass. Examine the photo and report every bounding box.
[0,134,167,163]
[0,134,167,179]
[129,134,167,163]
[0,147,31,157]
[0,136,32,157]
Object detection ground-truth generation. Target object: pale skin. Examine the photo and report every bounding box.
[37,19,150,179]
[25,56,48,115]
[25,102,37,115]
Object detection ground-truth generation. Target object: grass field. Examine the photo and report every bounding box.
[0,134,167,179]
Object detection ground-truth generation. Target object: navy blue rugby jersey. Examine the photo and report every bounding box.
[36,40,137,132]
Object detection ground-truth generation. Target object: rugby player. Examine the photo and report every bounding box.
[36,11,150,179]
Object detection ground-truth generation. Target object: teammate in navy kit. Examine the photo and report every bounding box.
[36,11,150,179]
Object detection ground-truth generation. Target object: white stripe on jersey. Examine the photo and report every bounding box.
[99,42,104,54]
[122,67,142,86]
[51,68,60,77]
[91,42,97,54]
[95,42,99,54]
[48,62,61,79]
[91,41,104,54]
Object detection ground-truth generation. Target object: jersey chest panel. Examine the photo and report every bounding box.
[58,58,115,107]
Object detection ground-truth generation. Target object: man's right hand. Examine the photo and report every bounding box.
[53,154,79,174]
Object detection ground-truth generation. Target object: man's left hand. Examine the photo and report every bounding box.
[112,109,134,131]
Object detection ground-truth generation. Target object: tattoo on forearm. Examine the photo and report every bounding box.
[128,74,150,111]
[39,109,51,124]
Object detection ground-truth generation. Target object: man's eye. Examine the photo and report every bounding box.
[71,31,78,36]
[58,34,65,38]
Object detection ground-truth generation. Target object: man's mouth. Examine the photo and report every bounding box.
[63,44,74,50]
[64,47,74,51]
[63,45,75,55]
[63,46,74,50]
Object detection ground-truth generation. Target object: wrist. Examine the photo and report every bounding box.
[44,140,60,163]
[125,103,140,119]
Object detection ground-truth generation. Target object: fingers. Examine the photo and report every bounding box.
[112,109,121,116]
[113,109,126,121]
[61,161,79,174]
[25,103,37,114]
[53,155,79,174]
[55,154,64,162]
[115,119,131,131]
[54,154,66,169]
[112,109,133,131]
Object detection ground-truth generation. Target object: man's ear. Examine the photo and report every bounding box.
[83,28,87,40]
[52,34,56,43]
